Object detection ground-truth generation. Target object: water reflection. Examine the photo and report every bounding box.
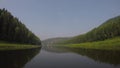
[44,46,120,66]
[68,48,120,66]
[0,48,41,68]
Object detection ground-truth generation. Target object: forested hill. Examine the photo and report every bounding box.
[0,8,41,45]
[64,16,120,44]
[42,37,70,45]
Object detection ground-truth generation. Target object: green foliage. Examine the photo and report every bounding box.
[58,37,120,50]
[0,43,40,50]
[64,16,120,44]
[0,8,41,45]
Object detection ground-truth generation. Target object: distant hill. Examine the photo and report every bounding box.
[63,16,120,44]
[0,8,41,45]
[42,37,70,45]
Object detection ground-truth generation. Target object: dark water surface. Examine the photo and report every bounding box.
[0,47,120,68]
[0,48,40,68]
[25,47,120,68]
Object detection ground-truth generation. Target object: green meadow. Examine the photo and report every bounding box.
[57,37,120,50]
[0,42,40,50]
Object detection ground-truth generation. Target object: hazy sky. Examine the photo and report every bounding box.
[0,0,120,40]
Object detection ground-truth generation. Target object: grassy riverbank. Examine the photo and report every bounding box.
[0,42,41,50]
[58,37,120,50]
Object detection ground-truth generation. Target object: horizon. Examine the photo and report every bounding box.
[0,0,120,40]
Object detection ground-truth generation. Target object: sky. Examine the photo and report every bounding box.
[0,0,120,40]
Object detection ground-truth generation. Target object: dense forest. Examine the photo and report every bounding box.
[63,16,120,44]
[0,8,41,45]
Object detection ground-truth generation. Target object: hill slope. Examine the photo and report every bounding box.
[42,37,70,45]
[0,8,41,45]
[64,16,120,44]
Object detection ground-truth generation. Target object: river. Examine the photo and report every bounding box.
[0,46,120,68]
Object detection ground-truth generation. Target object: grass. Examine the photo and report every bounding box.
[57,37,120,50]
[0,43,41,50]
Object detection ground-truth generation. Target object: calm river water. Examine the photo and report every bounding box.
[0,47,120,68]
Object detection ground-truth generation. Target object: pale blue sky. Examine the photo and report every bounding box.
[0,0,120,40]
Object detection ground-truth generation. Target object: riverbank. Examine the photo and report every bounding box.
[57,37,120,50]
[0,43,41,50]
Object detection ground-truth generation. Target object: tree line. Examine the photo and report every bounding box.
[0,8,41,45]
[64,15,120,44]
